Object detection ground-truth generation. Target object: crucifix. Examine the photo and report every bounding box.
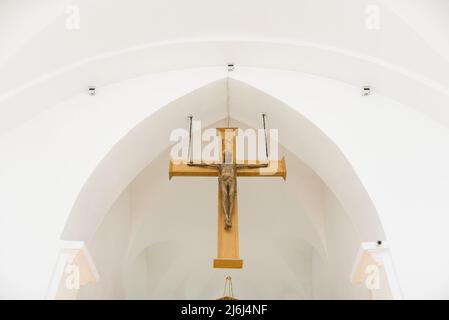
[168,116,287,269]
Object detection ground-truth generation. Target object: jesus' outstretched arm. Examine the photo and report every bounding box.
[187,161,221,169]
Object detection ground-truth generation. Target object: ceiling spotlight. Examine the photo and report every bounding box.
[362,86,372,96]
[227,63,235,72]
[88,86,96,96]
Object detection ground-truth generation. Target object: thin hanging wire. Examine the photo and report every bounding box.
[187,115,193,163]
[222,276,234,298]
[262,113,269,160]
[226,77,230,128]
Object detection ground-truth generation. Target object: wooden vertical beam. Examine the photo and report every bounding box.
[213,183,242,268]
[213,128,243,268]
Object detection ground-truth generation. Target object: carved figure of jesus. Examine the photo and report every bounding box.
[188,150,269,229]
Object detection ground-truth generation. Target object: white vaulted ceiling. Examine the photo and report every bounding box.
[1,0,449,134]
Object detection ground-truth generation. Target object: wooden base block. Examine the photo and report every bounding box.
[213,259,243,269]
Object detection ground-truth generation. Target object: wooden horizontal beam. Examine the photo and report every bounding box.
[168,157,287,180]
[238,157,287,180]
[213,258,243,269]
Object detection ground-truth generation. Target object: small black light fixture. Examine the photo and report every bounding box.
[88,86,96,96]
[362,85,372,96]
[227,63,235,72]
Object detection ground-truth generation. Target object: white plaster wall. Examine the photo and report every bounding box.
[312,189,371,299]
[123,248,148,299]
[77,189,132,299]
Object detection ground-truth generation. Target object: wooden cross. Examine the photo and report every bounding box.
[169,128,287,269]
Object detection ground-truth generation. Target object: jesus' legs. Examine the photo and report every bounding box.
[227,182,236,229]
[220,181,231,229]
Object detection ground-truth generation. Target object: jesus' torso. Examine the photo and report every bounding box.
[218,164,237,183]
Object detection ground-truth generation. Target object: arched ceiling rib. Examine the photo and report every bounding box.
[61,74,384,248]
[1,0,449,133]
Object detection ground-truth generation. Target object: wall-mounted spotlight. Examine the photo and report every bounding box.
[362,86,372,96]
[88,86,96,96]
